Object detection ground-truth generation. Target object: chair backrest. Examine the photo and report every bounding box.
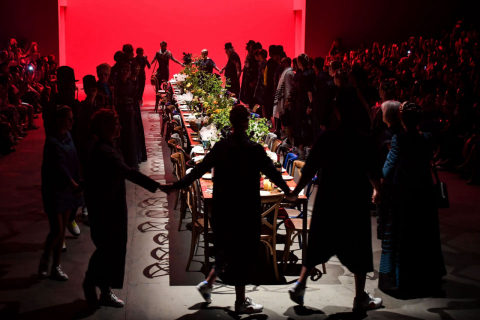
[171,152,186,179]
[271,139,282,153]
[292,160,305,179]
[260,194,284,233]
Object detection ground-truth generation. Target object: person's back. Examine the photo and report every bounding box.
[309,128,379,211]
[384,131,434,187]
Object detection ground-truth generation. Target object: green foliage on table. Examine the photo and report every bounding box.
[179,57,270,143]
[247,118,270,143]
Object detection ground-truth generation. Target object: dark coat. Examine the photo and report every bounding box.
[382,131,446,292]
[302,128,381,273]
[85,140,159,288]
[41,131,84,214]
[173,133,290,285]
[95,81,114,110]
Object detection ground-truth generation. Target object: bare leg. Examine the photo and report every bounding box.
[205,268,218,287]
[235,286,246,303]
[297,266,314,286]
[354,273,366,298]
[42,212,64,262]
[52,210,69,266]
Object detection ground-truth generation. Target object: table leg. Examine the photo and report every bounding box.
[302,199,308,263]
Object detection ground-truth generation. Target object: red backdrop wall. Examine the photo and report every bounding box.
[64,0,295,87]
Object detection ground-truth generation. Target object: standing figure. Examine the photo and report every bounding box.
[199,49,220,74]
[151,41,184,110]
[130,60,147,163]
[253,49,267,112]
[286,98,384,312]
[95,63,114,110]
[82,109,170,308]
[220,43,241,98]
[39,106,84,281]
[168,106,291,314]
[240,40,258,107]
[380,102,446,296]
[115,62,138,169]
[134,47,151,102]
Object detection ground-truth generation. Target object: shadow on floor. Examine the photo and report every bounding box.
[0,299,96,320]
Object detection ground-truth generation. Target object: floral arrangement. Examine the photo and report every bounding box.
[177,56,270,143]
[247,118,270,143]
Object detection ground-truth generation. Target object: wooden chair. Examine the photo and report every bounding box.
[168,139,178,155]
[271,139,282,153]
[292,160,305,180]
[260,193,284,282]
[171,152,187,215]
[154,79,169,113]
[185,181,211,271]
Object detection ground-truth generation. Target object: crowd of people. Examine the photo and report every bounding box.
[0,39,53,155]
[173,22,480,311]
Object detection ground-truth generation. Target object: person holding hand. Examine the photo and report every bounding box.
[82,109,171,308]
[166,105,291,314]
[286,98,383,312]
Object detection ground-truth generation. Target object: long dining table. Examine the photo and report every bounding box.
[171,84,309,276]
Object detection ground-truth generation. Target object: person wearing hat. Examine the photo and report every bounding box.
[240,40,258,108]
[220,43,241,98]
[166,105,292,314]
[43,66,80,139]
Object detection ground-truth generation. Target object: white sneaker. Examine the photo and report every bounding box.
[100,292,125,308]
[195,281,213,303]
[67,221,80,236]
[288,282,306,306]
[353,291,383,311]
[50,265,68,281]
[235,297,263,314]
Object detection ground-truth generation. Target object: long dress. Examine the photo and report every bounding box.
[240,53,258,106]
[115,78,138,169]
[132,77,147,162]
[224,52,241,98]
[85,139,159,289]
[380,131,446,295]
[173,132,290,285]
[301,127,382,273]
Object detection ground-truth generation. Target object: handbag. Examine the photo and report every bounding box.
[430,162,450,208]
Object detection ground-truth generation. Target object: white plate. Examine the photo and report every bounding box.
[202,173,212,179]
[192,137,199,141]
[260,190,271,196]
[282,168,286,172]
[192,146,205,154]
[192,155,205,162]
[282,175,293,181]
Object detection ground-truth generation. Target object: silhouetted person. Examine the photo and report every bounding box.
[286,95,384,311]
[39,105,84,281]
[168,105,291,314]
[82,109,170,308]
